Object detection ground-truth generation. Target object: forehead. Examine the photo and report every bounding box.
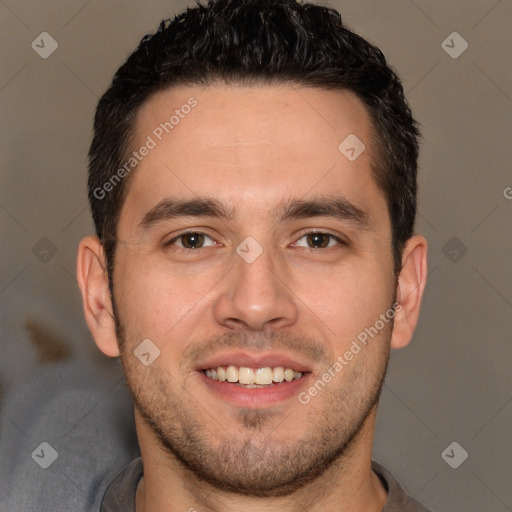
[134,83,373,153]
[119,83,388,235]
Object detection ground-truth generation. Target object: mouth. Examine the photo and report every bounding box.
[196,354,313,408]
[203,365,304,388]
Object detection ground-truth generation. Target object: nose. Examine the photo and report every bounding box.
[213,243,299,331]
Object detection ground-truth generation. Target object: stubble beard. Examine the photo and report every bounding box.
[112,296,393,498]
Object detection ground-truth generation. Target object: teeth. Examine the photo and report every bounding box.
[204,366,303,384]
[217,366,227,382]
[255,367,273,385]
[226,365,238,383]
[273,367,284,382]
[284,368,295,382]
[238,367,255,385]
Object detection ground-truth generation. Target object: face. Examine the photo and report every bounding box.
[111,84,397,496]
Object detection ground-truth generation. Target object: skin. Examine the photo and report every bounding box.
[77,84,428,512]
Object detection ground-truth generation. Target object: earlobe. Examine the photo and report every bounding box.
[76,235,120,357]
[390,235,428,349]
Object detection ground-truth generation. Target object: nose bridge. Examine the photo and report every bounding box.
[213,236,298,330]
[236,236,280,291]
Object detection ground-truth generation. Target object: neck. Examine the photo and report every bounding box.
[135,408,387,512]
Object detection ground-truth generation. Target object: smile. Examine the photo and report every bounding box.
[203,365,303,387]
[199,366,311,408]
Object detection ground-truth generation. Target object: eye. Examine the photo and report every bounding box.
[163,230,345,252]
[292,231,345,249]
[165,231,217,250]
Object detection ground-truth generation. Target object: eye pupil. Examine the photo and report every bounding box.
[308,233,329,248]
[182,233,204,249]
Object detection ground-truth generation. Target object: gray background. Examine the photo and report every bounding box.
[1,0,511,510]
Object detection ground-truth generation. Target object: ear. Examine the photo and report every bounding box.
[390,234,428,349]
[76,235,120,357]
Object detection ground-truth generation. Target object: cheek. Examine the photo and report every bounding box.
[113,253,167,338]
[113,252,217,342]
[308,264,393,349]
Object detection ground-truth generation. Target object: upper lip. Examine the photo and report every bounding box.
[195,350,313,373]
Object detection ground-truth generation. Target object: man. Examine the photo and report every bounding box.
[77,0,430,510]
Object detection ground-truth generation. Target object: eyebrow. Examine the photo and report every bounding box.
[139,195,374,232]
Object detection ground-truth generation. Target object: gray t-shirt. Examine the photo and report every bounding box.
[100,458,432,511]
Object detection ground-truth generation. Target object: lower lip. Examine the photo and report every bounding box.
[198,371,311,408]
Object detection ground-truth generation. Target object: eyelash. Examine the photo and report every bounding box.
[164,230,346,251]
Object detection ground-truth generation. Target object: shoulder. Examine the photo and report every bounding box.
[100,457,143,512]
[0,359,139,512]
[372,460,433,512]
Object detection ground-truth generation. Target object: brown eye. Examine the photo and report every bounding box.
[306,233,330,248]
[180,232,205,249]
[293,232,344,249]
[165,232,216,250]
